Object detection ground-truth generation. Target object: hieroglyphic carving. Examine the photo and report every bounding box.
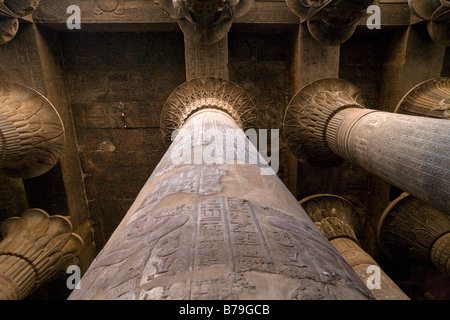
[284,78,450,213]
[154,0,254,44]
[0,208,83,300]
[160,77,256,146]
[70,196,372,300]
[282,78,367,167]
[395,77,450,119]
[0,0,40,44]
[378,193,450,276]
[69,108,372,300]
[286,0,377,45]
[409,0,450,46]
[0,81,65,179]
[185,36,229,80]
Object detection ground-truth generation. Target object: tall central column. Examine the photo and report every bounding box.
[68,77,373,300]
[283,78,450,213]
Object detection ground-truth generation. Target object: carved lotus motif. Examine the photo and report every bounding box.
[154,0,254,43]
[0,209,83,300]
[0,82,65,179]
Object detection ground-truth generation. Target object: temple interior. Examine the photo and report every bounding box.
[0,0,449,300]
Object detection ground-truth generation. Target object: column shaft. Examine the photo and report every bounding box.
[300,194,410,300]
[283,78,450,214]
[378,193,450,276]
[330,238,410,300]
[68,109,373,300]
[326,108,450,213]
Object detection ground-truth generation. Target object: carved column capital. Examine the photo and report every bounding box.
[0,0,40,17]
[286,0,378,45]
[283,78,367,167]
[0,82,65,179]
[300,194,410,300]
[284,77,450,213]
[315,217,359,244]
[154,0,253,44]
[377,193,450,276]
[408,0,450,46]
[160,77,256,145]
[0,17,17,45]
[0,209,83,300]
[299,194,362,243]
[395,77,450,120]
[0,1,40,45]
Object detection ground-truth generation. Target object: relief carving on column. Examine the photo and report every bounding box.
[395,77,450,120]
[0,209,83,300]
[377,193,450,276]
[160,77,257,145]
[409,0,450,46]
[283,78,367,168]
[0,0,40,45]
[286,0,378,45]
[154,0,254,43]
[0,81,65,179]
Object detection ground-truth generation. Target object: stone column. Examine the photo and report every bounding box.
[283,78,450,213]
[68,77,373,300]
[286,0,377,45]
[0,208,83,300]
[0,0,40,45]
[378,192,450,277]
[408,0,450,46]
[0,81,65,179]
[300,194,410,300]
[154,0,253,44]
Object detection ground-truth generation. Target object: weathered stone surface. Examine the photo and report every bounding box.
[284,78,450,213]
[160,77,257,146]
[378,193,450,276]
[0,208,83,300]
[283,78,367,168]
[61,31,185,248]
[155,0,254,44]
[0,81,65,179]
[300,194,410,300]
[185,36,229,80]
[0,0,40,17]
[395,77,450,119]
[0,17,17,45]
[68,105,373,300]
[286,0,377,45]
[0,0,40,44]
[408,0,450,46]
